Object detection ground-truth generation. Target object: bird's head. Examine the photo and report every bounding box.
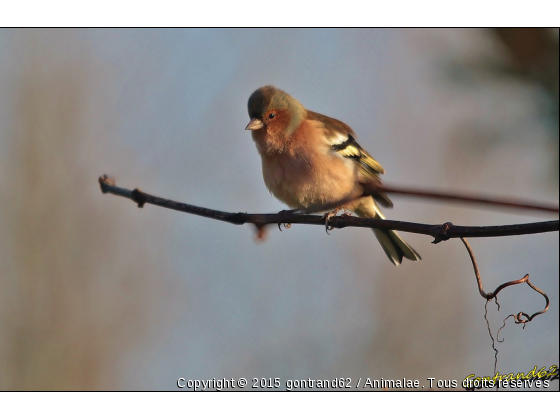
[245,86,306,136]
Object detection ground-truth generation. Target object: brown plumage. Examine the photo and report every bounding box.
[246,85,420,266]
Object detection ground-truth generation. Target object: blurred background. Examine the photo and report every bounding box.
[0,28,557,391]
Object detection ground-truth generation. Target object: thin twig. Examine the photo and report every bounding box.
[377,183,559,215]
[460,237,550,320]
[459,237,551,391]
[483,299,500,379]
[98,175,559,242]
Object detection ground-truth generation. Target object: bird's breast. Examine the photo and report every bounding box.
[259,148,358,210]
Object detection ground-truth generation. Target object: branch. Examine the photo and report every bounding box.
[460,238,550,321]
[459,237,550,389]
[98,175,559,243]
[377,184,559,214]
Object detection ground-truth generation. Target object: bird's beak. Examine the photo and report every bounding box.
[245,118,264,130]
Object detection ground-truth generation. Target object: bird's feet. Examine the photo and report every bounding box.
[321,207,342,234]
[277,209,296,231]
[321,207,354,234]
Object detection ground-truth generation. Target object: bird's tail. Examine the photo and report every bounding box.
[372,224,421,266]
[355,201,421,266]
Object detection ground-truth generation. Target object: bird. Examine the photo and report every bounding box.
[245,85,420,266]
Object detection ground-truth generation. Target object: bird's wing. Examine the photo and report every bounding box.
[308,111,393,208]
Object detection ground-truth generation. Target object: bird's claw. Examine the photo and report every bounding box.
[322,210,338,234]
[277,209,295,231]
[278,222,292,231]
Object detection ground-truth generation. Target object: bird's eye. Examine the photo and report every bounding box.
[268,113,276,120]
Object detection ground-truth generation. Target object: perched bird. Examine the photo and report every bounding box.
[245,85,420,266]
